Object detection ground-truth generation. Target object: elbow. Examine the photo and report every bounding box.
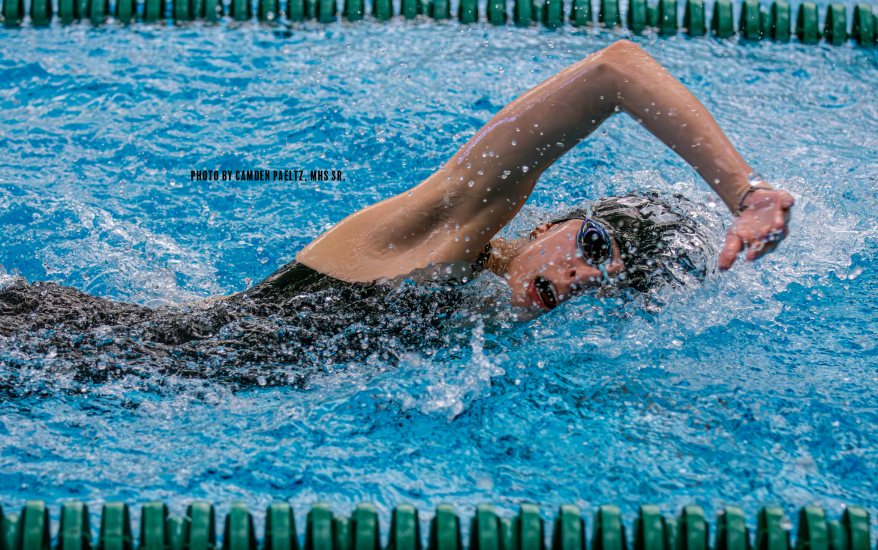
[597,39,646,74]
[590,39,653,93]
[603,39,641,55]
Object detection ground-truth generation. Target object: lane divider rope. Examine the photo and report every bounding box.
[0,500,873,550]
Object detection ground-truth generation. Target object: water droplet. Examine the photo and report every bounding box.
[521,166,529,173]
[408,191,414,196]
[511,140,517,146]
[464,236,470,241]
[389,243,394,248]
[466,163,471,168]
[477,170,484,175]
[707,197,717,208]
[482,152,487,157]
[714,178,721,184]
[468,180,475,187]
[489,151,494,157]
[848,266,864,280]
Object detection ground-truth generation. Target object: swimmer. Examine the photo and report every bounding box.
[0,40,795,378]
[258,39,794,314]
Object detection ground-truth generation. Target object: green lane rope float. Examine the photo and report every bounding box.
[570,0,592,27]
[683,0,706,35]
[230,0,251,21]
[796,1,820,43]
[739,0,761,39]
[29,0,52,26]
[599,0,621,27]
[823,2,847,44]
[142,0,164,22]
[0,501,874,550]
[512,0,532,26]
[768,0,791,40]
[458,0,477,25]
[711,0,735,38]
[542,0,563,28]
[627,0,648,34]
[852,3,875,44]
[655,0,676,35]
[260,0,281,22]
[2,0,878,49]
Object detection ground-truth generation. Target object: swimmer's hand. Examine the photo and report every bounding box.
[719,189,795,270]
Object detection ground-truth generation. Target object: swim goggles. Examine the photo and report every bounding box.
[577,219,613,281]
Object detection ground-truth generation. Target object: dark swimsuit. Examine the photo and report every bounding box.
[0,247,494,387]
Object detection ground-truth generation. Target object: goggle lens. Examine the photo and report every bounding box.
[577,219,612,265]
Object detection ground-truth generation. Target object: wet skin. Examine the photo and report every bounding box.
[503,220,625,312]
[295,40,795,313]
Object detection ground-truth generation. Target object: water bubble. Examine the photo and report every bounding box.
[522,166,529,173]
[489,151,494,157]
[482,152,487,157]
[389,244,394,248]
[468,180,475,187]
[464,236,470,241]
[847,266,864,280]
[466,163,471,168]
[511,140,517,146]
[714,178,721,184]
[707,197,717,208]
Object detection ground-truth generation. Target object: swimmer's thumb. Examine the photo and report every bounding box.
[719,229,743,271]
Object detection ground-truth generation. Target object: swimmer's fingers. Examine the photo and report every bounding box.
[730,189,795,265]
[743,225,789,262]
[719,226,744,270]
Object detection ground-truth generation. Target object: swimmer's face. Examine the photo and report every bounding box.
[503,220,625,313]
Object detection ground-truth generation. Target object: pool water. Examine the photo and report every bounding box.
[1,12,877,540]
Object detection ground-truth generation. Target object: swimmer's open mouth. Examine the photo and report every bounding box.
[533,277,557,310]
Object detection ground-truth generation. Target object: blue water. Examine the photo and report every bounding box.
[1,13,878,542]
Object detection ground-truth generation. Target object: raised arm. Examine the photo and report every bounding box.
[297,40,792,282]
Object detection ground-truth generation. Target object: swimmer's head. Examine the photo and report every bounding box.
[499,217,625,312]
[491,191,717,314]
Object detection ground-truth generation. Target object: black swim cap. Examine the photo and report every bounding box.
[549,191,716,293]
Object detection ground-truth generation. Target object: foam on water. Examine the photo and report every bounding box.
[1,17,877,536]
